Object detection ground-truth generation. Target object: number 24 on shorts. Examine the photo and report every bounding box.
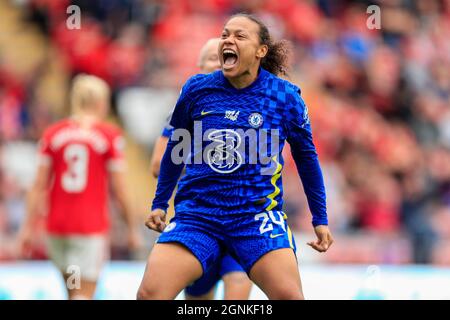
[254,211,286,235]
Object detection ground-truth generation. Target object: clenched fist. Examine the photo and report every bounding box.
[307,225,334,253]
[145,209,167,232]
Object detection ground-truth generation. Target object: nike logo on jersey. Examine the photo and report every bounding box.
[269,233,284,239]
[201,110,214,116]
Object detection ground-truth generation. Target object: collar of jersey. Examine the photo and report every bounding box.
[218,67,269,93]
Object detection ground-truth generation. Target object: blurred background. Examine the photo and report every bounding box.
[0,0,450,299]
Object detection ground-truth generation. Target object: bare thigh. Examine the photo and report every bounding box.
[137,243,203,300]
[249,248,304,300]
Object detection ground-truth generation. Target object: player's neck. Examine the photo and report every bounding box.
[72,113,100,128]
[227,67,259,89]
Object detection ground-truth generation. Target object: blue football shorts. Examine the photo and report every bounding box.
[157,210,297,283]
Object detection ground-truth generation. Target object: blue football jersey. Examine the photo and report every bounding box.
[152,68,327,226]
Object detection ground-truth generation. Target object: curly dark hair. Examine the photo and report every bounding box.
[228,13,291,77]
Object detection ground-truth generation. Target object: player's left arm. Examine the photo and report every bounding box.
[109,170,141,249]
[108,133,141,250]
[18,156,51,257]
[284,89,334,253]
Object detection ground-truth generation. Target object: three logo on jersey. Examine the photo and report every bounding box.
[170,111,280,175]
[205,111,265,174]
[207,129,243,174]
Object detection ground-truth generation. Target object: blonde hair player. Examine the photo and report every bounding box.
[19,74,141,300]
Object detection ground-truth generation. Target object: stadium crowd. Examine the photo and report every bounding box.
[0,0,449,264]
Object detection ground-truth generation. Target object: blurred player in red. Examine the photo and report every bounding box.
[149,38,253,300]
[19,74,140,300]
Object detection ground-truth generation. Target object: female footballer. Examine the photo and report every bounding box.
[138,13,333,300]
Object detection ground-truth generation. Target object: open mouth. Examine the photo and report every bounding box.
[222,49,238,69]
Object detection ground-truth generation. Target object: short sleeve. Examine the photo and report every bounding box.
[106,130,126,172]
[37,129,53,166]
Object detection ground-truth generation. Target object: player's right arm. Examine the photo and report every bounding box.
[146,79,195,232]
[150,136,169,178]
[145,208,167,232]
[149,120,173,178]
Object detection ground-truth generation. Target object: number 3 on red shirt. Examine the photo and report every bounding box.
[62,143,89,193]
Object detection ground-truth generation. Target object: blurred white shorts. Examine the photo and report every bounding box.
[47,235,109,282]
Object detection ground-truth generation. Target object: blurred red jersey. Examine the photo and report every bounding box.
[38,118,125,235]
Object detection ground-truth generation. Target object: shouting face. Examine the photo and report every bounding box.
[219,16,268,81]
